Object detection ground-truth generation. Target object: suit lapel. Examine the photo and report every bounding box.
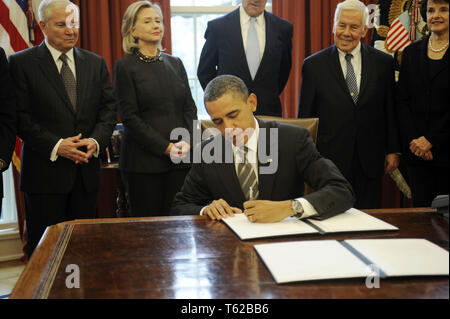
[328,45,354,104]
[215,137,246,205]
[256,119,276,200]
[358,43,373,106]
[74,47,89,118]
[228,9,253,82]
[36,43,76,116]
[253,11,273,81]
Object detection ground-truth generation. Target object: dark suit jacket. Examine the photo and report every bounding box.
[172,119,355,220]
[0,48,17,198]
[397,37,449,168]
[9,43,117,194]
[197,9,293,117]
[114,53,197,174]
[298,43,400,180]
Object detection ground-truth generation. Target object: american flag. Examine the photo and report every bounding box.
[0,0,44,172]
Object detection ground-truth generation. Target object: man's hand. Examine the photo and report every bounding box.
[410,136,432,157]
[57,133,89,164]
[385,153,399,174]
[80,138,98,160]
[243,200,293,223]
[204,199,242,221]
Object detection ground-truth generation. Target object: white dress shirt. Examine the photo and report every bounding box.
[45,40,99,162]
[337,41,362,92]
[240,6,266,62]
[201,118,318,219]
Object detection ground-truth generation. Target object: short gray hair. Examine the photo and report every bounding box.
[334,0,369,31]
[121,1,164,54]
[38,0,77,24]
[204,75,249,103]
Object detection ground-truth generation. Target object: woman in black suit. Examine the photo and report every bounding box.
[397,0,449,207]
[114,1,197,217]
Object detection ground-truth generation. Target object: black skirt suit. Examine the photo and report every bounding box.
[114,52,197,216]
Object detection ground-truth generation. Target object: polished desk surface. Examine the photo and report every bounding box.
[10,208,449,299]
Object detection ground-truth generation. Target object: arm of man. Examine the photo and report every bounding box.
[85,58,117,156]
[114,60,172,157]
[197,22,219,90]
[296,128,355,219]
[171,162,216,215]
[9,54,69,159]
[0,49,16,171]
[278,22,293,95]
[383,55,400,173]
[298,59,316,118]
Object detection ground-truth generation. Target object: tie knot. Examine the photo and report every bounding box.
[345,54,353,62]
[250,17,257,24]
[59,53,68,64]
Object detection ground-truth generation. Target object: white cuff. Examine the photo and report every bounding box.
[89,138,100,158]
[296,198,319,219]
[50,139,64,162]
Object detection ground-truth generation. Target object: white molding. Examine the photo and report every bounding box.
[0,229,23,262]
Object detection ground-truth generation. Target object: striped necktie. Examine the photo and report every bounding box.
[237,146,259,200]
[59,53,77,110]
[345,53,358,104]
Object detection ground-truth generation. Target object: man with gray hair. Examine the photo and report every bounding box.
[172,75,354,222]
[298,0,400,209]
[9,0,117,256]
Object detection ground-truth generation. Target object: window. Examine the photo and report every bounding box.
[171,1,272,119]
[0,166,18,231]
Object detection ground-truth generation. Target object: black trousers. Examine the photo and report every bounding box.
[347,150,382,210]
[121,168,190,218]
[407,164,449,207]
[24,168,98,257]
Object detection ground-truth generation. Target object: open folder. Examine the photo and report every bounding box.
[254,239,449,284]
[222,208,398,240]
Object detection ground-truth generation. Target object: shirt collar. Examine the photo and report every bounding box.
[337,41,362,59]
[240,5,265,25]
[45,39,75,65]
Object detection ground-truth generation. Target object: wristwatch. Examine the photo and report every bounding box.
[0,159,6,171]
[291,199,304,219]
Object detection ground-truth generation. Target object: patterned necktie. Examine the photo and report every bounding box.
[246,17,260,80]
[345,54,358,104]
[59,53,77,110]
[237,147,259,200]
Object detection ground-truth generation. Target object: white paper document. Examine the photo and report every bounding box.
[222,208,398,240]
[254,239,449,284]
[308,208,399,233]
[222,214,318,240]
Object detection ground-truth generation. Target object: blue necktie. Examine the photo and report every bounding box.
[345,54,358,104]
[246,17,260,80]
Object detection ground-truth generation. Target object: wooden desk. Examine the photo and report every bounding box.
[10,208,449,299]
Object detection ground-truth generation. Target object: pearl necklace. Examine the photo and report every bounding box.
[428,37,449,53]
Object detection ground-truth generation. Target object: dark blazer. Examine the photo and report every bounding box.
[197,9,293,117]
[397,37,449,167]
[172,119,355,220]
[8,42,117,194]
[298,43,400,180]
[114,53,197,174]
[0,48,17,198]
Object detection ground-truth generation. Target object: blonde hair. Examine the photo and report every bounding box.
[121,1,164,54]
[334,0,369,31]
